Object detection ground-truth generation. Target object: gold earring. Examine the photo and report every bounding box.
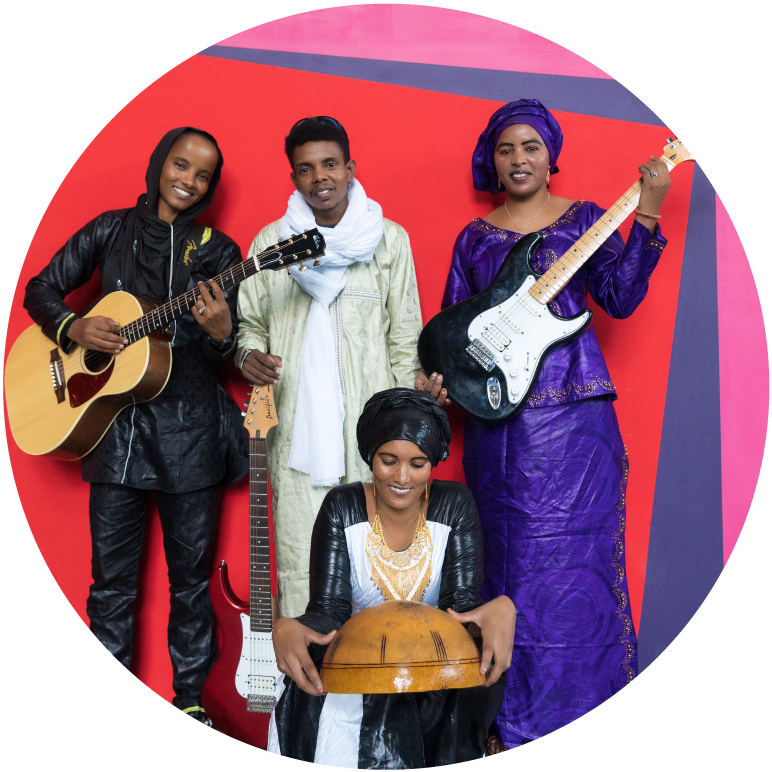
[498,179,504,191]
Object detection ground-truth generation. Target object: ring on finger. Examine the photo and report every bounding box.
[198,305,207,314]
[650,171,659,177]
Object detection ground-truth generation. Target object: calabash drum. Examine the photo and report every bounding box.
[320,601,485,694]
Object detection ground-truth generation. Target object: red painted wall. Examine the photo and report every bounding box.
[4,54,693,704]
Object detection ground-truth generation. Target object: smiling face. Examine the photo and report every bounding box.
[156,134,219,224]
[372,439,432,514]
[290,140,356,226]
[494,123,551,198]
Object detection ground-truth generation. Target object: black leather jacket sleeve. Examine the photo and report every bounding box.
[201,234,242,363]
[23,211,126,352]
[435,482,485,614]
[295,487,354,635]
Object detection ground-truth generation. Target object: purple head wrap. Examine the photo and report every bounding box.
[472,99,564,194]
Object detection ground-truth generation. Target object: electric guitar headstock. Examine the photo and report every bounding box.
[243,383,279,440]
[257,228,326,273]
[659,138,696,171]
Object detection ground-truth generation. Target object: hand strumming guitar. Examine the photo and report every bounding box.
[68,316,128,353]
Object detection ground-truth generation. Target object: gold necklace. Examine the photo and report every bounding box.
[503,192,551,233]
[365,486,433,602]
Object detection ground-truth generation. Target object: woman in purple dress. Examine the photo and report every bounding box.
[439,99,671,748]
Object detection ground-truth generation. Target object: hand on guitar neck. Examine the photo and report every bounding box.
[191,279,233,343]
[635,155,672,233]
[242,349,283,386]
[68,278,233,354]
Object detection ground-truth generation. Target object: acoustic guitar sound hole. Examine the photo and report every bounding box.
[82,351,114,374]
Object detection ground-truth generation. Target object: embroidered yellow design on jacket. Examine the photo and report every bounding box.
[200,227,212,246]
[183,239,197,266]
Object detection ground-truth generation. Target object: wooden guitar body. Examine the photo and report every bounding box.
[5,292,171,459]
[202,562,270,749]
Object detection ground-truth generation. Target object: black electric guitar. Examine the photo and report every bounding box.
[417,138,695,422]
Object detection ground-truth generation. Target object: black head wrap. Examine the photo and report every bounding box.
[357,388,451,468]
[113,127,224,297]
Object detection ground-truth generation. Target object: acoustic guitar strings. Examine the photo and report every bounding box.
[80,237,307,370]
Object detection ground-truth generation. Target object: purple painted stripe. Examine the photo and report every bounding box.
[199,46,664,127]
[638,165,724,670]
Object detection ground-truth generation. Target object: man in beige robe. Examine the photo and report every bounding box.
[236,117,423,616]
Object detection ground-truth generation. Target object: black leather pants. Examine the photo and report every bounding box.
[86,482,221,710]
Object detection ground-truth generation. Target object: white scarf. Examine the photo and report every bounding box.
[277,179,384,486]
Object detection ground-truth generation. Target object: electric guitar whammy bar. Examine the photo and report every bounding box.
[202,384,281,748]
[5,230,324,459]
[417,139,695,422]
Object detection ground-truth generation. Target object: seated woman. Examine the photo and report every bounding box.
[269,388,516,767]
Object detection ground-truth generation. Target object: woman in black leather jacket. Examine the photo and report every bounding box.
[23,127,248,723]
[268,388,516,767]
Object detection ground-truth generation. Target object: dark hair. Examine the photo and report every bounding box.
[284,117,350,167]
[176,127,220,154]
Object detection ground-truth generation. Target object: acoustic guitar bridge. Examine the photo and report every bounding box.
[49,349,66,404]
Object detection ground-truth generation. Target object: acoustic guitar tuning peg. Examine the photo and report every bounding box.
[299,264,307,272]
[313,259,321,267]
[244,402,250,407]
[241,411,247,417]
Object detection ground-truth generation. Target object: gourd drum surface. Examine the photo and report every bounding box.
[320,601,485,694]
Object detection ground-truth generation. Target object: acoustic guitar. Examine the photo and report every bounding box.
[5,230,324,459]
[417,139,695,422]
[202,383,281,747]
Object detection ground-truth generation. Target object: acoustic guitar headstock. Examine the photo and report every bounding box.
[261,228,326,273]
[243,383,278,440]
[659,138,696,171]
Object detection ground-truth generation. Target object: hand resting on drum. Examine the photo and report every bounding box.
[272,617,336,696]
[448,595,517,686]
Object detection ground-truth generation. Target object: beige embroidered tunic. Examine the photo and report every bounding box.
[236,218,423,616]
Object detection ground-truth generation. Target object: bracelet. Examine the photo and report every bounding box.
[635,209,661,219]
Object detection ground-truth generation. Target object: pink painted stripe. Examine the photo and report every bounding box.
[716,195,769,562]
[217,5,611,80]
